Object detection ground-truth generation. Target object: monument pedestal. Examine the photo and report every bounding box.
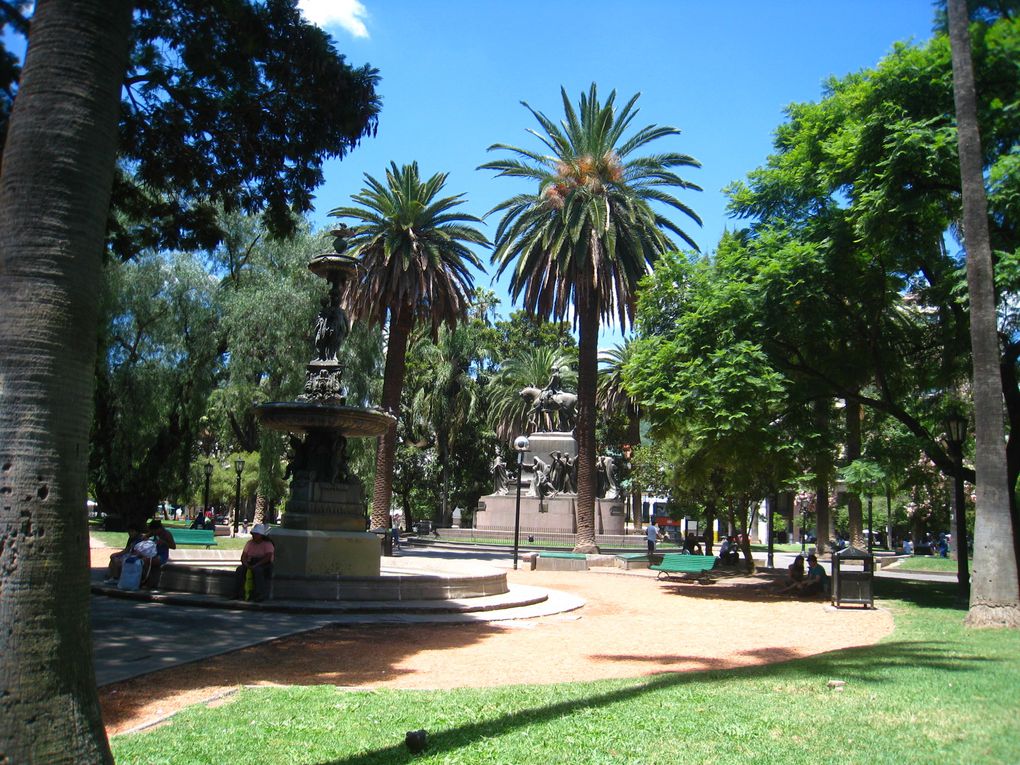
[475,494,626,535]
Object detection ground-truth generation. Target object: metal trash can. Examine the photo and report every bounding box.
[832,545,874,608]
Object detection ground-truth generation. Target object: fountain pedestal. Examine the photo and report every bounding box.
[269,470,381,577]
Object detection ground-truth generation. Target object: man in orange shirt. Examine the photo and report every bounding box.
[234,523,275,601]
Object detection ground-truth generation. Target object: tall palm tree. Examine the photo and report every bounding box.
[487,346,577,441]
[482,84,701,552]
[0,2,132,761]
[947,0,1020,625]
[330,162,487,531]
[598,341,643,527]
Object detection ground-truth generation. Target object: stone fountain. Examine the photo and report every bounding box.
[254,227,395,579]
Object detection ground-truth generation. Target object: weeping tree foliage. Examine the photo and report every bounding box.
[90,251,222,529]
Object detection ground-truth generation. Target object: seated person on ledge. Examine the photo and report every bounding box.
[103,524,144,584]
[777,554,806,594]
[234,523,274,602]
[794,554,828,596]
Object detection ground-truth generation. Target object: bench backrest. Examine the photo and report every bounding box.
[171,529,216,544]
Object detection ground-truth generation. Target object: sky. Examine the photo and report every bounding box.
[296,0,939,345]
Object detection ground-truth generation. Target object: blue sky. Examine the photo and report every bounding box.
[299,0,939,344]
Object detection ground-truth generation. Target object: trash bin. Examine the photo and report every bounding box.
[832,545,874,608]
[370,527,393,556]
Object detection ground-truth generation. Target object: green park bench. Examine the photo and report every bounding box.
[169,528,218,548]
[650,554,717,581]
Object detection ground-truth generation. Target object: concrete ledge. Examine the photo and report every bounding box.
[536,555,588,571]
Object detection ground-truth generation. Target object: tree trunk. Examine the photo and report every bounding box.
[814,400,832,556]
[573,287,599,553]
[436,430,450,527]
[370,304,413,532]
[253,492,267,525]
[0,2,132,762]
[845,397,865,549]
[948,0,1020,627]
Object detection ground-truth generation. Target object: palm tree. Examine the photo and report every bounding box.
[598,341,643,528]
[0,2,132,761]
[407,319,486,526]
[482,84,701,552]
[487,346,577,441]
[330,162,487,531]
[947,0,1020,625]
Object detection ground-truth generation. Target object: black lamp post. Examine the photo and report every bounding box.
[866,484,874,555]
[512,435,530,570]
[798,496,807,555]
[946,414,969,601]
[203,462,213,521]
[766,495,774,568]
[233,458,244,536]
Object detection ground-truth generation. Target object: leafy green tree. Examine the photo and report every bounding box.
[0,2,132,760]
[490,309,576,366]
[0,0,381,258]
[483,84,702,552]
[407,318,488,526]
[90,251,222,529]
[331,162,487,531]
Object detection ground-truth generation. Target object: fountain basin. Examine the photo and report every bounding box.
[256,401,394,437]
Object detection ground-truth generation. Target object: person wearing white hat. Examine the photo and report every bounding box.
[233,523,274,601]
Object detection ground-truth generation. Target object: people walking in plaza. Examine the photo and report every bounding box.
[646,522,658,554]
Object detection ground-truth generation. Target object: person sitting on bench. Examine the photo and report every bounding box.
[233,523,274,602]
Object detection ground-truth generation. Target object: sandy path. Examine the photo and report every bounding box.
[93,554,893,736]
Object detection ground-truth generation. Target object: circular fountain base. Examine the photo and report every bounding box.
[157,555,510,603]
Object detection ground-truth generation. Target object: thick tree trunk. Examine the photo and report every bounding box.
[948,0,1020,627]
[845,397,865,549]
[370,304,413,532]
[573,289,599,553]
[0,2,132,762]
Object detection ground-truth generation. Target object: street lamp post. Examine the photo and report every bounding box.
[766,495,774,568]
[946,414,969,601]
[799,498,807,555]
[233,458,245,536]
[512,435,530,570]
[203,462,213,522]
[867,492,874,555]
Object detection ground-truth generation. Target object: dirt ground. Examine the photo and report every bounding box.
[92,549,894,737]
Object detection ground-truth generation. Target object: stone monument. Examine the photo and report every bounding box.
[255,227,395,577]
[474,373,624,535]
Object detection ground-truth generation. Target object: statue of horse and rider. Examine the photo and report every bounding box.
[520,371,577,433]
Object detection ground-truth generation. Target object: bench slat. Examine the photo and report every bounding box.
[169,529,218,547]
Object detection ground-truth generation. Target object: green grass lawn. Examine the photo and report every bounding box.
[110,578,1020,765]
[894,555,960,573]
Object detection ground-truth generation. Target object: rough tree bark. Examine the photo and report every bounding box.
[0,1,133,761]
[947,0,1020,628]
[573,283,599,554]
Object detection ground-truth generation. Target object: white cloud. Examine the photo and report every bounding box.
[298,0,370,39]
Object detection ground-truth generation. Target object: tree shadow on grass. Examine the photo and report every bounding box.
[310,638,996,765]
